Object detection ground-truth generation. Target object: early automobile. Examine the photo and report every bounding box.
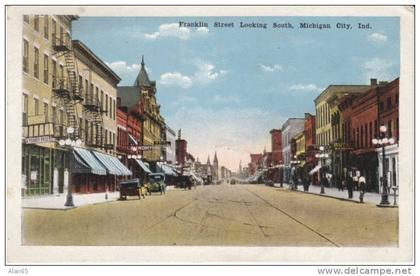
[118,178,141,200]
[146,173,166,195]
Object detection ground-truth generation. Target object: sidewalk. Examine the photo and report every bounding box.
[273,183,399,205]
[22,185,177,210]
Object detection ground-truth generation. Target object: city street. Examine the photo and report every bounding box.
[22,183,398,247]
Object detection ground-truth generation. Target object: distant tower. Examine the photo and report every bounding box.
[239,160,242,175]
[213,152,219,181]
[206,155,211,176]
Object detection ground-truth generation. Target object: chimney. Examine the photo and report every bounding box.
[370,78,377,87]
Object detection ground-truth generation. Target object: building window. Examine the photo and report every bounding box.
[52,19,57,44]
[52,60,57,88]
[59,64,64,79]
[44,102,49,122]
[23,39,29,73]
[43,54,49,84]
[34,15,39,32]
[369,122,373,147]
[395,94,399,105]
[34,47,39,79]
[386,97,392,110]
[360,126,364,148]
[59,26,64,45]
[105,129,108,145]
[59,110,64,125]
[379,101,384,112]
[396,117,399,140]
[105,95,108,116]
[84,119,89,142]
[34,98,39,115]
[101,90,104,111]
[23,15,29,24]
[44,15,49,40]
[52,106,57,124]
[22,94,28,125]
[388,120,392,137]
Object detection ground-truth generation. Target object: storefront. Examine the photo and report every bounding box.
[376,144,399,192]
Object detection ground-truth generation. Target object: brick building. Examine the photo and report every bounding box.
[377,78,399,189]
[249,153,263,175]
[304,113,318,185]
[269,129,283,183]
[116,100,144,180]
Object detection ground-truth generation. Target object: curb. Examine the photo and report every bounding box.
[275,186,378,205]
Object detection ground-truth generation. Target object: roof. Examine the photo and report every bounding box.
[72,40,121,85]
[134,56,152,87]
[314,85,371,104]
[117,86,140,108]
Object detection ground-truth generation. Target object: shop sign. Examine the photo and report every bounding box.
[24,136,56,144]
[138,145,167,151]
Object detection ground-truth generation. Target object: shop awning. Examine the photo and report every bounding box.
[109,156,132,176]
[135,159,152,174]
[157,163,177,176]
[71,152,91,174]
[91,151,122,175]
[73,147,107,175]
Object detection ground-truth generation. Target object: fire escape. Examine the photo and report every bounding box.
[82,81,106,149]
[51,32,83,139]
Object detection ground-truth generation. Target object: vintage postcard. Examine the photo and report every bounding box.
[6,6,414,264]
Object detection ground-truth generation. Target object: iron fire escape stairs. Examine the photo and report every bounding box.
[52,44,82,140]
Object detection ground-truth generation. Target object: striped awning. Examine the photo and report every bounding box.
[109,156,132,176]
[135,159,152,174]
[73,147,107,175]
[71,152,91,174]
[91,151,122,175]
[157,163,177,176]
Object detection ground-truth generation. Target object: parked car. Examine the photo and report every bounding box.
[118,178,142,200]
[230,179,236,185]
[146,173,166,195]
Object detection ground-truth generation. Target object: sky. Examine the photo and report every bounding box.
[72,16,400,172]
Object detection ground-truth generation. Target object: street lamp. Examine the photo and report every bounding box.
[372,125,396,206]
[315,146,329,194]
[290,155,300,190]
[58,127,82,207]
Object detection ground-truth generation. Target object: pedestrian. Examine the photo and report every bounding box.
[303,175,309,192]
[358,175,366,203]
[346,174,353,199]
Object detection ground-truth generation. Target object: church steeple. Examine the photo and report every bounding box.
[213,152,218,164]
[206,155,211,165]
[134,55,151,87]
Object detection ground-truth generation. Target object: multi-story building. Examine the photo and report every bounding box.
[175,129,187,166]
[22,15,78,196]
[377,78,399,189]
[291,131,305,181]
[249,153,263,175]
[337,79,397,192]
[303,113,318,184]
[118,57,165,170]
[281,118,305,183]
[22,15,130,196]
[116,99,143,179]
[164,125,177,164]
[269,129,283,183]
[314,84,371,186]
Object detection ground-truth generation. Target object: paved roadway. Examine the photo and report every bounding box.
[22,182,398,246]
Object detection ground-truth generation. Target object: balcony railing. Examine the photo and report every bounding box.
[51,33,72,52]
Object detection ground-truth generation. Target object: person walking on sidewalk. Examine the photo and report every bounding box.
[346,174,353,199]
[358,175,366,203]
